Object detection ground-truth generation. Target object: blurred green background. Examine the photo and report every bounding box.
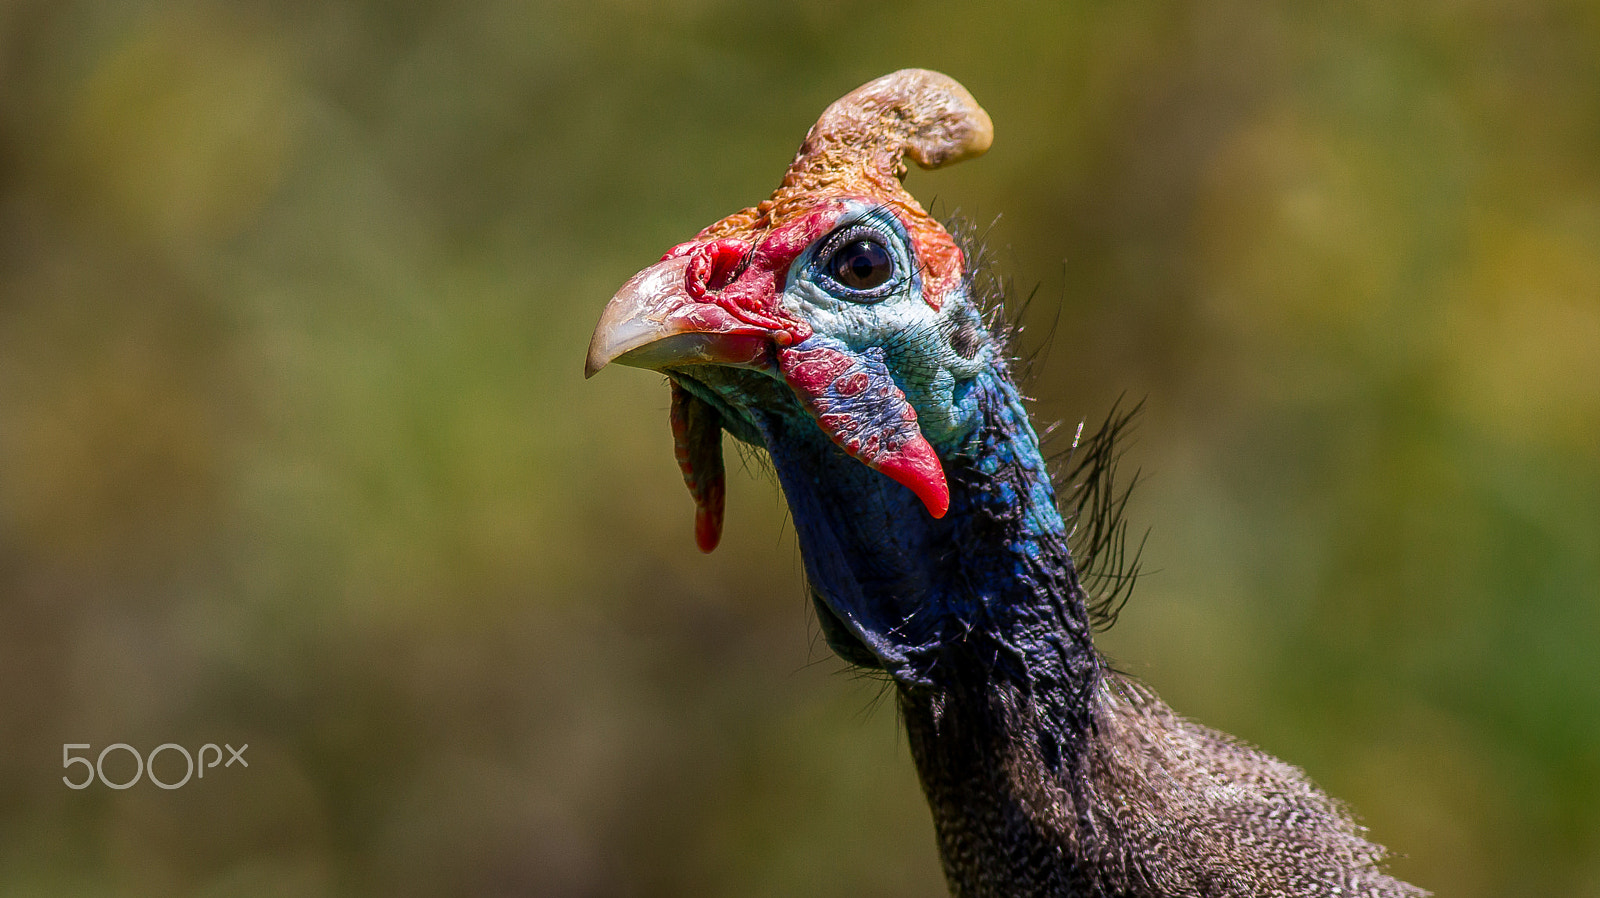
[2,1,1597,895]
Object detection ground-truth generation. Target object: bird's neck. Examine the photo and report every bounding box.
[761,364,1108,893]
[894,370,1110,896]
[884,374,1421,898]
[909,367,1102,732]
[758,364,1422,898]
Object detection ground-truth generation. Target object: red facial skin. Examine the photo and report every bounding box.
[662,199,954,525]
[662,205,849,346]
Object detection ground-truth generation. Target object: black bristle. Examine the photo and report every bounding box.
[1059,397,1147,631]
[946,213,1146,632]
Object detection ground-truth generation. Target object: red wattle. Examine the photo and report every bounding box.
[874,439,950,519]
[670,381,726,553]
[777,343,949,519]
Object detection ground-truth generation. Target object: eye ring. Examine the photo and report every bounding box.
[813,222,905,301]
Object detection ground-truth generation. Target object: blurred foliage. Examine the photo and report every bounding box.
[1,0,1597,895]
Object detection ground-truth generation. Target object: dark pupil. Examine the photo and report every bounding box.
[829,239,892,290]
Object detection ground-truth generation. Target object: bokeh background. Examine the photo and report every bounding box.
[2,1,1597,895]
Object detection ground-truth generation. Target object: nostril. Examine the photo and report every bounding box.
[703,239,751,291]
[684,238,752,298]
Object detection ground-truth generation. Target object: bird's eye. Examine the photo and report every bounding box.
[826,239,895,293]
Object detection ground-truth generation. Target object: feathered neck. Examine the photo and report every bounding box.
[881,373,1425,898]
[758,358,1424,897]
[754,355,1123,890]
[904,366,1104,741]
[885,367,1116,896]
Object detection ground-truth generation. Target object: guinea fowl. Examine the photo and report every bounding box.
[586,70,1426,898]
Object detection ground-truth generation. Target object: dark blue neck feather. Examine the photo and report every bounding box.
[755,363,1100,728]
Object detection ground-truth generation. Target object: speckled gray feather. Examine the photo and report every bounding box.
[902,670,1427,898]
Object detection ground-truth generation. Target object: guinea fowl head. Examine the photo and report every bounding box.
[587,70,1059,680]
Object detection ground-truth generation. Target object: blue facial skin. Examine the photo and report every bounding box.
[668,206,1096,717]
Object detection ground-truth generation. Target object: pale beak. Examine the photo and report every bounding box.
[585,256,775,378]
